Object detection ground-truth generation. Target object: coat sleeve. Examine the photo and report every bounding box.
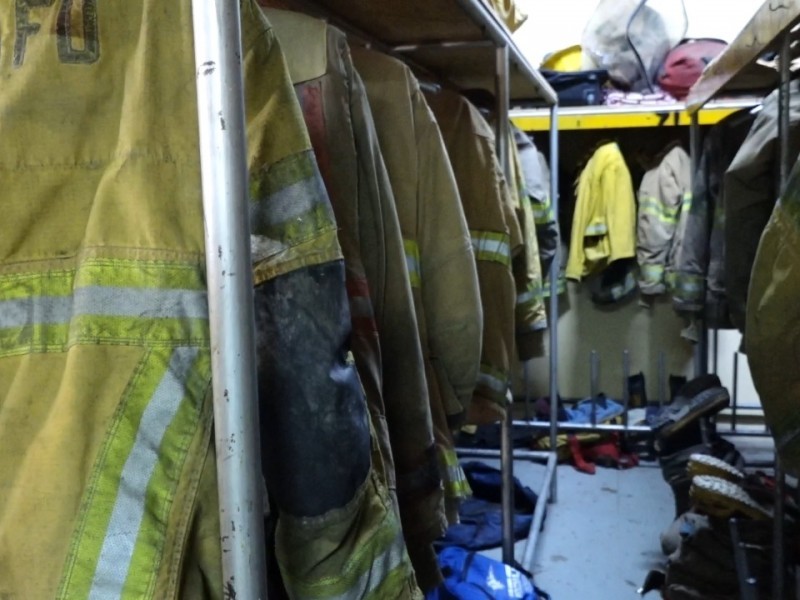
[566,161,592,279]
[509,137,547,360]
[606,159,637,265]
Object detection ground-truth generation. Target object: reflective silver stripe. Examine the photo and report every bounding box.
[517,286,543,305]
[250,173,327,227]
[301,532,408,600]
[477,371,507,394]
[88,346,199,599]
[0,296,72,328]
[0,287,208,329]
[517,289,534,305]
[584,223,607,235]
[405,253,421,280]
[471,237,510,260]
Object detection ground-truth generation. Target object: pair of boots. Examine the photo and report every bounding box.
[652,455,793,599]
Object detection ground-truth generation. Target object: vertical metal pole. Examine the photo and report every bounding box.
[501,402,515,564]
[191,2,268,598]
[689,113,708,378]
[780,33,792,191]
[622,350,630,434]
[523,361,532,422]
[548,102,560,503]
[712,327,719,375]
[773,32,792,600]
[732,352,739,432]
[495,44,515,566]
[730,519,759,600]
[658,351,666,407]
[590,350,599,426]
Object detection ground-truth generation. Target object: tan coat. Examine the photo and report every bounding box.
[427,90,520,425]
[636,145,691,296]
[353,49,483,540]
[746,157,800,473]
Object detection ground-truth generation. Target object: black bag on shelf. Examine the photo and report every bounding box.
[540,69,609,106]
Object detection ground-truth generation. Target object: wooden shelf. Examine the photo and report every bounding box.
[285,0,556,103]
[686,0,800,112]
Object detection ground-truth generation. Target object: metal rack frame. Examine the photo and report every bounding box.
[191,0,560,594]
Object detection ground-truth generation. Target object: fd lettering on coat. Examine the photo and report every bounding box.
[13,0,99,67]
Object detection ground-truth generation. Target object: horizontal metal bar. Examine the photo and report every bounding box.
[522,453,557,571]
[513,420,653,434]
[392,40,494,52]
[453,0,557,105]
[719,429,775,438]
[455,448,552,461]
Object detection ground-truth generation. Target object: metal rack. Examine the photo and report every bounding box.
[191,0,560,595]
[685,2,800,597]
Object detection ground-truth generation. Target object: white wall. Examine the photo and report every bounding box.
[513,0,764,67]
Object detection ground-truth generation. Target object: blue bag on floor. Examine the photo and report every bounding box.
[426,547,550,600]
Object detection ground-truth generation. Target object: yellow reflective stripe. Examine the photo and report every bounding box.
[403,238,421,289]
[440,448,471,499]
[285,518,411,600]
[542,275,567,298]
[0,259,209,358]
[674,273,705,296]
[57,346,210,599]
[640,263,665,284]
[250,150,336,248]
[639,196,683,225]
[532,197,553,224]
[252,226,342,285]
[470,230,511,266]
[516,281,544,306]
[249,149,341,283]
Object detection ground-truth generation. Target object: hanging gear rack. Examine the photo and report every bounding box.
[192,0,559,595]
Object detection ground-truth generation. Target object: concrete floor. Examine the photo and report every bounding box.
[476,435,778,598]
[479,459,675,599]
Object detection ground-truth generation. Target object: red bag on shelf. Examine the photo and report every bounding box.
[657,38,727,99]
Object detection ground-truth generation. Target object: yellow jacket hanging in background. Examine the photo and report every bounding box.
[566,142,637,280]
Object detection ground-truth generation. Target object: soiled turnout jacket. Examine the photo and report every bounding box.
[508,134,548,359]
[513,127,560,277]
[725,82,800,336]
[566,142,637,280]
[427,90,521,425]
[746,157,800,473]
[264,9,438,593]
[636,145,691,296]
[352,49,481,534]
[672,110,755,324]
[0,3,415,599]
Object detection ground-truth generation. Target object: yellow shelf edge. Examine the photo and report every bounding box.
[512,107,745,132]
